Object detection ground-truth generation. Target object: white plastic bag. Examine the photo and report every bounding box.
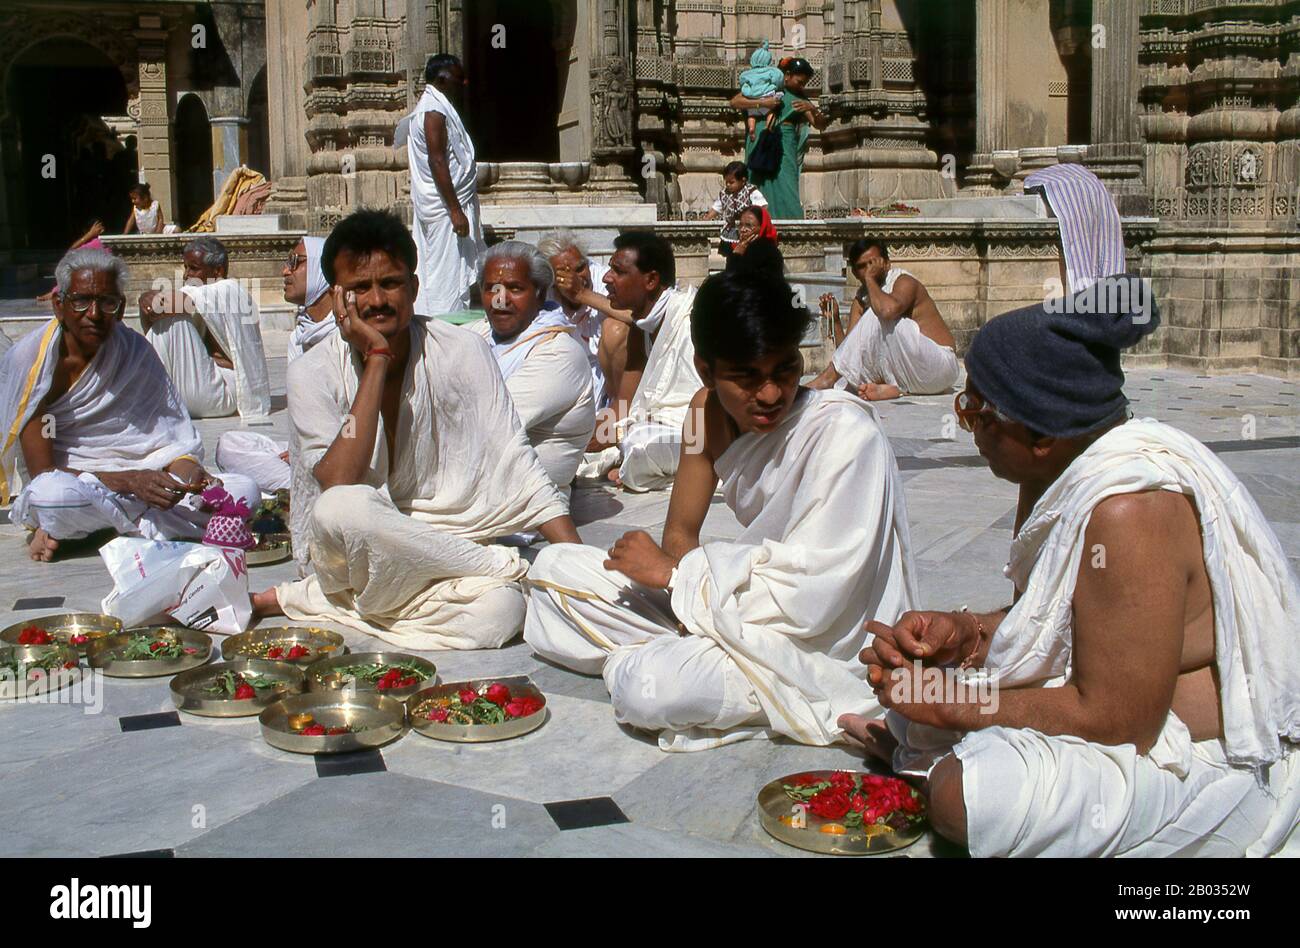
[99,537,252,635]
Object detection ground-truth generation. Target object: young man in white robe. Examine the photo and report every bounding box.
[405,53,485,316]
[1,249,256,562]
[138,236,272,421]
[840,286,1300,857]
[250,210,582,650]
[526,269,917,750]
[537,230,612,407]
[809,239,959,400]
[215,236,336,495]
[470,240,595,495]
[577,232,700,492]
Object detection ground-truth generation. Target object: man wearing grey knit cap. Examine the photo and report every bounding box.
[838,280,1300,858]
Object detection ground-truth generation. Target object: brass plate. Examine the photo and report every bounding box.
[0,644,81,700]
[305,651,437,702]
[170,658,306,718]
[757,770,927,856]
[246,533,291,566]
[221,627,346,666]
[86,627,212,679]
[1,612,123,657]
[407,676,547,743]
[259,691,406,755]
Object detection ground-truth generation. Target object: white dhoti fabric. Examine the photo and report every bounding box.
[279,317,569,644]
[527,389,918,750]
[215,430,290,495]
[889,418,1300,857]
[831,268,959,395]
[407,85,485,315]
[145,312,238,418]
[276,484,530,650]
[13,469,259,543]
[178,278,271,421]
[0,320,203,508]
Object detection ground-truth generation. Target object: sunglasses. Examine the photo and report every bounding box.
[954,389,1015,432]
[285,253,306,271]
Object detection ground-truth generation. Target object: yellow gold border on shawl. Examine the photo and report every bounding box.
[0,319,59,506]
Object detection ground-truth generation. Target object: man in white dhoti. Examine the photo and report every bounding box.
[215,237,336,495]
[537,230,613,407]
[406,54,485,316]
[809,239,959,400]
[578,232,700,492]
[470,241,595,494]
[139,236,271,421]
[526,270,917,750]
[1,249,256,562]
[841,287,1300,857]
[250,210,581,650]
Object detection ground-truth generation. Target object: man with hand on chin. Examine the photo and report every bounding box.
[252,209,580,651]
[525,269,916,750]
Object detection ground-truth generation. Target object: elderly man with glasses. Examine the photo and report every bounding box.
[838,283,1300,858]
[0,248,256,562]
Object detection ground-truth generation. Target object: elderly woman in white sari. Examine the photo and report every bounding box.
[469,240,595,495]
[841,285,1300,857]
[2,249,256,562]
[138,236,271,422]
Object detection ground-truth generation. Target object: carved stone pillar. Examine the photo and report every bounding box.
[966,0,1011,192]
[134,31,174,223]
[264,0,311,227]
[587,0,640,201]
[1085,0,1150,215]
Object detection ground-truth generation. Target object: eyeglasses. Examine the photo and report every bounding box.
[954,389,1015,432]
[63,294,125,316]
[285,253,306,271]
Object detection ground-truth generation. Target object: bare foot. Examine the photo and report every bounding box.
[28,529,59,562]
[858,382,902,401]
[250,587,284,619]
[838,713,899,763]
[606,468,623,486]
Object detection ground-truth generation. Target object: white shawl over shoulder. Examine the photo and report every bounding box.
[181,278,272,420]
[621,284,701,435]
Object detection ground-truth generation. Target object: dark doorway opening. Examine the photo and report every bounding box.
[246,68,270,179]
[462,0,560,162]
[6,39,131,253]
[174,95,214,229]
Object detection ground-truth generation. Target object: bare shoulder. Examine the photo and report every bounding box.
[693,386,732,462]
[1085,490,1202,561]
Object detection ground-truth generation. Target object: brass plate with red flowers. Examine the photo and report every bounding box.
[259,691,407,755]
[170,658,306,718]
[0,644,81,700]
[85,627,213,679]
[1,612,123,657]
[221,626,347,666]
[246,533,292,566]
[408,676,547,743]
[758,770,927,855]
[305,651,437,702]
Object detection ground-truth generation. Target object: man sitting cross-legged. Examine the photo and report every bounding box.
[138,236,271,421]
[525,270,917,750]
[1,248,256,562]
[808,239,958,401]
[471,240,595,497]
[576,231,700,492]
[251,210,581,650]
[840,284,1300,857]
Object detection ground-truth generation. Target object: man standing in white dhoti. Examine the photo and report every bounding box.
[250,210,581,650]
[406,53,485,316]
[1,249,256,562]
[841,286,1300,857]
[470,241,595,494]
[578,232,700,492]
[537,230,614,407]
[216,237,336,495]
[809,239,959,400]
[526,270,916,750]
[139,236,271,421]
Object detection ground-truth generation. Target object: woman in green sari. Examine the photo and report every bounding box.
[731,57,828,220]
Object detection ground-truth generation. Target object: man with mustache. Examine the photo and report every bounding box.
[1,248,255,562]
[525,269,916,749]
[251,210,581,650]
